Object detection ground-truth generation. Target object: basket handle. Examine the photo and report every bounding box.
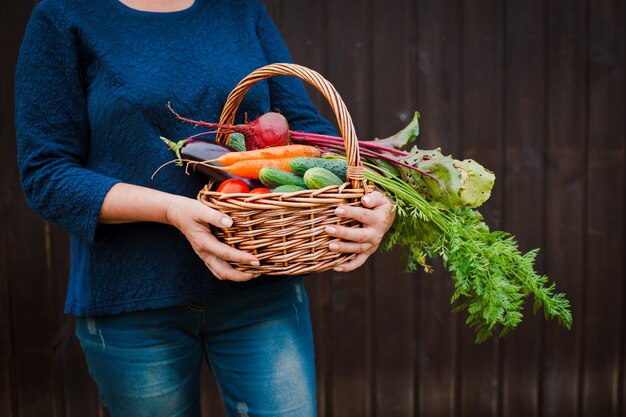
[216,63,365,188]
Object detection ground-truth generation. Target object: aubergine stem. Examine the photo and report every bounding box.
[160,136,186,166]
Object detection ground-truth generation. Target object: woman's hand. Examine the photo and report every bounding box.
[325,191,395,272]
[165,197,260,282]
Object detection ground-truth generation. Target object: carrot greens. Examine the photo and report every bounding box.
[364,163,573,343]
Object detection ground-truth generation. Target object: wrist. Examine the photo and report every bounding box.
[99,183,194,226]
[164,195,192,228]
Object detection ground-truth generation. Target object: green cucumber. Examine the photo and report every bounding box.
[259,167,307,189]
[273,185,306,192]
[227,132,246,152]
[303,167,344,189]
[290,157,347,181]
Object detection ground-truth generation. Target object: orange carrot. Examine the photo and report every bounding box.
[210,158,294,178]
[209,145,320,166]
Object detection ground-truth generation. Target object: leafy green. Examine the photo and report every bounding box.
[457,158,495,207]
[400,147,496,209]
[370,113,495,209]
[373,112,420,150]
[364,165,572,343]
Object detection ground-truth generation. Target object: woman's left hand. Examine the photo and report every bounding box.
[325,191,396,272]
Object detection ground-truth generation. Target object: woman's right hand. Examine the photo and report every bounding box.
[165,197,260,282]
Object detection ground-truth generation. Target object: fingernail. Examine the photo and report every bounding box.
[221,217,233,227]
[334,267,343,272]
[326,226,337,234]
[335,207,345,215]
[250,260,260,266]
[329,243,339,250]
[363,196,372,206]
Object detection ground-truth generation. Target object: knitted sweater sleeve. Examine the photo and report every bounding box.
[15,6,121,244]
[254,2,337,136]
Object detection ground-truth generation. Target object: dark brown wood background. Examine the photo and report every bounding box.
[1,0,624,416]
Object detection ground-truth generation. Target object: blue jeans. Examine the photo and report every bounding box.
[75,278,316,417]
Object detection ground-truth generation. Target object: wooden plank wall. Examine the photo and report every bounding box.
[1,0,624,416]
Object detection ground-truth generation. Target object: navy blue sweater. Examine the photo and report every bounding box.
[15,0,335,316]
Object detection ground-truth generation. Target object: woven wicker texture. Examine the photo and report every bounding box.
[200,63,370,275]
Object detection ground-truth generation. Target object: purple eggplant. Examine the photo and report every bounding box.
[160,136,260,188]
[181,141,230,178]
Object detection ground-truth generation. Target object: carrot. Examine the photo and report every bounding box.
[209,145,321,166]
[209,158,294,178]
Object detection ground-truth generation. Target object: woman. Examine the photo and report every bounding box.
[15,0,395,415]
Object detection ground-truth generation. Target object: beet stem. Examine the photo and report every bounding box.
[182,131,217,144]
[167,102,249,139]
[290,131,409,156]
[292,137,445,189]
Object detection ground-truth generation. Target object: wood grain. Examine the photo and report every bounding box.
[371,0,416,415]
[1,1,624,416]
[458,1,505,416]
[415,0,462,415]
[501,1,547,416]
[582,0,625,415]
[542,0,588,415]
[325,0,373,415]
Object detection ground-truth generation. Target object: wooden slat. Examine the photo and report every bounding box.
[542,0,588,415]
[61,338,103,417]
[326,0,373,415]
[199,362,225,417]
[50,224,72,417]
[501,1,546,416]
[304,255,334,412]
[0,0,27,415]
[277,0,327,111]
[458,0,505,416]
[305,271,333,417]
[414,0,462,415]
[0,172,15,402]
[582,0,625,415]
[275,1,334,414]
[50,224,71,344]
[8,197,59,417]
[371,0,415,415]
[46,225,67,417]
[0,218,14,416]
[2,0,63,414]
[0,176,14,417]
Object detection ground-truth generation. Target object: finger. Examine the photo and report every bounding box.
[198,234,259,265]
[361,191,388,209]
[333,253,369,273]
[335,204,382,226]
[205,256,259,282]
[325,224,377,244]
[328,239,374,254]
[194,202,234,229]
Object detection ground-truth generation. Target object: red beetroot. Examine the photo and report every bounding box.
[167,102,290,150]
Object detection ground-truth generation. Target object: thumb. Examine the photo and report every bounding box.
[362,191,386,208]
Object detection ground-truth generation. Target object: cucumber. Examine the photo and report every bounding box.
[259,167,307,189]
[227,132,246,152]
[290,157,347,181]
[273,184,306,192]
[303,167,344,189]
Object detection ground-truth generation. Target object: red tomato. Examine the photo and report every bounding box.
[249,187,271,194]
[216,179,250,194]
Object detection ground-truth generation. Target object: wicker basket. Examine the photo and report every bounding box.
[198,63,370,275]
